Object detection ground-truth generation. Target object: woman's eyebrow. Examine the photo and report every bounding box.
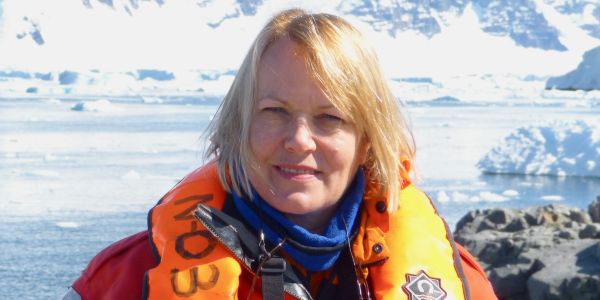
[257,97,337,111]
[316,104,336,110]
[256,97,286,106]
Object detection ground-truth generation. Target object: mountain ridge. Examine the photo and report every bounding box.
[0,0,598,75]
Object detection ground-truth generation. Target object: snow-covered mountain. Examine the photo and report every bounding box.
[9,0,598,51]
[546,45,600,90]
[339,0,589,51]
[0,0,599,78]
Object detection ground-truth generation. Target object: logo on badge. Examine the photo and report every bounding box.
[402,270,447,300]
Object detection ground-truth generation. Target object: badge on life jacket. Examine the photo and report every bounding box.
[402,270,447,300]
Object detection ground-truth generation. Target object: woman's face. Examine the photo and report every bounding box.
[248,37,367,230]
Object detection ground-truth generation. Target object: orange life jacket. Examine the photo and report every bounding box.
[143,162,471,299]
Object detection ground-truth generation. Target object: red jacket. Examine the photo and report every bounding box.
[69,230,497,299]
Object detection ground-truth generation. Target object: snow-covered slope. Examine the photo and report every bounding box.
[546,46,600,90]
[0,0,598,77]
[340,0,580,51]
[544,0,600,39]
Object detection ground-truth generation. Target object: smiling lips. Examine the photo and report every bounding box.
[276,165,320,179]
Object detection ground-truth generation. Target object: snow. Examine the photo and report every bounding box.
[121,170,142,180]
[541,195,564,201]
[435,190,510,203]
[534,0,600,53]
[55,221,79,228]
[70,99,120,112]
[478,120,600,178]
[502,189,520,197]
[369,2,590,78]
[546,46,600,91]
[0,0,598,78]
[479,191,510,202]
[141,96,164,104]
[23,170,60,178]
[0,1,598,99]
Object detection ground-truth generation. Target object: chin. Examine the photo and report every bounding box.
[269,194,318,215]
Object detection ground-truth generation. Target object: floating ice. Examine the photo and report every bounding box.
[24,170,60,178]
[70,99,119,113]
[44,98,61,104]
[478,120,600,177]
[141,96,164,104]
[479,191,509,202]
[56,222,79,228]
[541,195,564,201]
[436,191,450,203]
[121,170,141,180]
[502,189,520,197]
[434,190,510,203]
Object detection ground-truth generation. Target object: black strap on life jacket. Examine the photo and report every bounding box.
[260,255,286,300]
[256,230,287,300]
[195,201,295,300]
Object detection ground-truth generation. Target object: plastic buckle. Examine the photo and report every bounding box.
[260,256,286,274]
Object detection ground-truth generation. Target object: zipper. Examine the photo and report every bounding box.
[193,207,311,300]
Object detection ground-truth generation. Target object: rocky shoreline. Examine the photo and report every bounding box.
[454,196,600,300]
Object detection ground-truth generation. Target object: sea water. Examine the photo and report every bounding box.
[1,97,599,299]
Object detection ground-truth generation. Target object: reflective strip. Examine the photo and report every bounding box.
[62,288,82,300]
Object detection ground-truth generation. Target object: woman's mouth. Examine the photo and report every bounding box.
[275,165,320,179]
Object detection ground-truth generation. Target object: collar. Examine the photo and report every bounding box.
[232,169,365,271]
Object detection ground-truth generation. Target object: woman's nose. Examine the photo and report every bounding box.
[283,119,317,153]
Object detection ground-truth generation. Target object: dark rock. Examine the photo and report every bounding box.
[505,216,529,232]
[454,199,600,300]
[579,224,600,239]
[478,218,498,231]
[589,196,600,223]
[527,274,561,300]
[569,210,592,224]
[560,275,600,300]
[594,242,600,262]
[487,208,513,225]
[489,264,530,298]
[523,211,539,226]
[454,210,477,233]
[558,229,577,240]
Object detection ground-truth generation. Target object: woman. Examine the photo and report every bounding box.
[65,9,497,300]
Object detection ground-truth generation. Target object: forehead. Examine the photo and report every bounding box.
[257,37,325,102]
[258,37,311,86]
[261,36,305,66]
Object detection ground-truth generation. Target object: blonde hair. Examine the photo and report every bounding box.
[205,8,415,212]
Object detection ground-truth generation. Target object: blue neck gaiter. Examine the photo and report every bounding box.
[232,169,365,272]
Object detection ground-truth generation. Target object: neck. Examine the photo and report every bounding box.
[284,204,339,234]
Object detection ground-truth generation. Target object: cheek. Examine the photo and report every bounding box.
[324,134,361,169]
[250,122,280,159]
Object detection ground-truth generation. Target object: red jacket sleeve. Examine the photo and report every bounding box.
[456,243,498,300]
[72,231,157,300]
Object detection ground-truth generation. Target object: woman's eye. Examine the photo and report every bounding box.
[258,107,289,124]
[320,114,343,122]
[315,114,344,132]
[263,107,287,114]
[317,114,344,124]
